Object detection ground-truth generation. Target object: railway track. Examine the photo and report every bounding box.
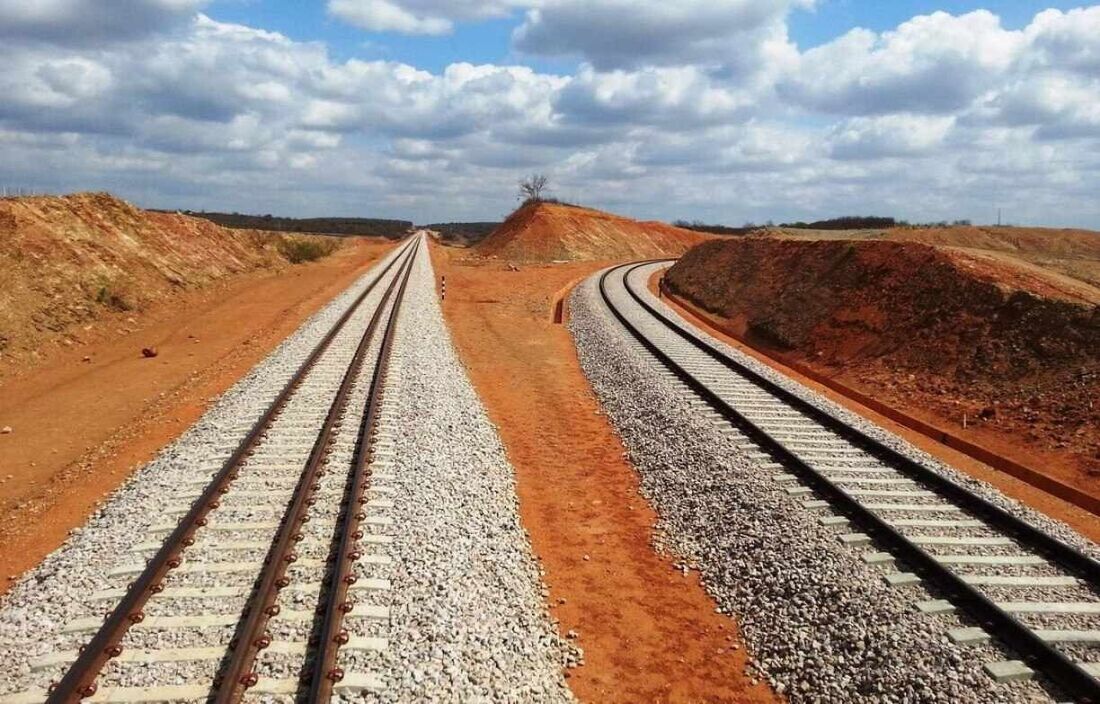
[600,261,1100,703]
[4,235,423,704]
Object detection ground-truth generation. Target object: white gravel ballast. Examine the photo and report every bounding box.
[339,240,575,702]
[568,270,1095,704]
[0,238,574,703]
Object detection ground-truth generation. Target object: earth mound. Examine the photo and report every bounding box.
[665,237,1100,485]
[0,192,338,369]
[477,201,707,262]
[761,224,1100,292]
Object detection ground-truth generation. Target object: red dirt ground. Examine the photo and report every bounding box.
[477,201,708,263]
[665,237,1100,503]
[0,238,392,591]
[433,241,776,703]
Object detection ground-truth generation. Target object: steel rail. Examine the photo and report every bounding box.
[307,236,417,702]
[638,263,1100,583]
[601,262,1100,703]
[214,240,417,702]
[46,238,417,704]
[626,263,1100,582]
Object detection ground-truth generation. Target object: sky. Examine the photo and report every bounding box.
[0,1,1097,227]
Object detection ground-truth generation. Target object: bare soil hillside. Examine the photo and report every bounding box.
[0,192,340,373]
[665,238,1100,491]
[764,224,1100,291]
[477,202,707,262]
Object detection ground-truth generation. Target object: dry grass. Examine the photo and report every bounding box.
[276,235,341,264]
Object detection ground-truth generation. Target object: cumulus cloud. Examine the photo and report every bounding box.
[1024,7,1100,74]
[514,0,809,72]
[555,66,755,129]
[327,0,527,35]
[781,10,1024,115]
[827,115,955,160]
[1,4,1098,227]
[0,0,207,44]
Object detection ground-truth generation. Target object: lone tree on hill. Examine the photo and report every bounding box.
[518,173,550,203]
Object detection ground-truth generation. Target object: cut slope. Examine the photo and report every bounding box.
[762,224,1100,292]
[665,238,1100,487]
[0,192,339,370]
[477,202,707,262]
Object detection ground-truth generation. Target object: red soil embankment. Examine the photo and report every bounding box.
[765,224,1100,292]
[665,238,1100,497]
[0,192,338,378]
[477,201,706,262]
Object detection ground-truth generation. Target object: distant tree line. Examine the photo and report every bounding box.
[673,220,759,236]
[675,215,975,235]
[425,222,501,246]
[781,216,974,230]
[165,210,414,238]
[780,216,899,230]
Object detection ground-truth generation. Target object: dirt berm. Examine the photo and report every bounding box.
[477,201,706,262]
[0,192,338,375]
[665,237,1100,490]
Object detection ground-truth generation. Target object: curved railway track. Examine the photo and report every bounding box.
[6,235,423,704]
[600,260,1100,703]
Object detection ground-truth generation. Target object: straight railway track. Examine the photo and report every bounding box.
[600,260,1100,703]
[4,235,423,704]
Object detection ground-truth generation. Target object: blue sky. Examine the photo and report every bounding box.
[0,1,1097,226]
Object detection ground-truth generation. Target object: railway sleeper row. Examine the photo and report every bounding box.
[601,261,1100,703]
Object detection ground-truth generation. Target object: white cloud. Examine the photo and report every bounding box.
[781,10,1025,115]
[828,115,956,160]
[514,0,810,73]
[555,65,755,129]
[1,4,1099,228]
[1024,7,1100,74]
[327,0,527,35]
[0,0,207,44]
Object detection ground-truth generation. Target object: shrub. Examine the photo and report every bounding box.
[95,284,132,311]
[277,236,339,264]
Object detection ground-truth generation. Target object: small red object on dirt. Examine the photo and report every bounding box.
[141,347,158,359]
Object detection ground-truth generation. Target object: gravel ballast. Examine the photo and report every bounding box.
[344,240,575,702]
[0,237,574,702]
[0,243,409,698]
[569,269,1080,703]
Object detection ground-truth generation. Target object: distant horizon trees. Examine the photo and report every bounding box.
[674,215,977,235]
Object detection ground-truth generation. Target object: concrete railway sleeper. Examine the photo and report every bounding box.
[599,261,1100,703]
[4,236,423,704]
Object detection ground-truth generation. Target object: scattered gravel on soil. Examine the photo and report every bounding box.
[569,271,1066,703]
[338,240,576,702]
